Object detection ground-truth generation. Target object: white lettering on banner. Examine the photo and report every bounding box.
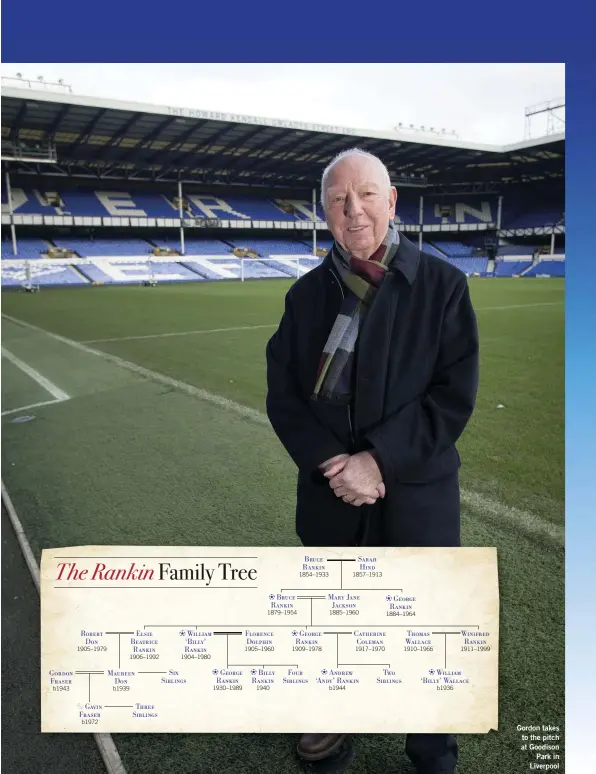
[455,202,493,224]
[280,200,321,221]
[38,190,67,215]
[95,192,148,218]
[166,106,358,136]
[1,187,28,214]
[433,201,494,224]
[2,264,67,281]
[434,204,452,225]
[98,262,184,282]
[187,197,250,220]
[191,258,240,279]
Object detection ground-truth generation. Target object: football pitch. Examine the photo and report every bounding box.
[1,277,564,774]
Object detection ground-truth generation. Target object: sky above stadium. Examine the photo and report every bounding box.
[4,63,565,145]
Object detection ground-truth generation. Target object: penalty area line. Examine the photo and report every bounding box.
[2,314,268,426]
[1,346,70,402]
[2,398,64,417]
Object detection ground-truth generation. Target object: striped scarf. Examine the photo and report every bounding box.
[312,222,400,404]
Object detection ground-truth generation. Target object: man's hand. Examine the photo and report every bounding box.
[318,453,350,478]
[326,451,385,507]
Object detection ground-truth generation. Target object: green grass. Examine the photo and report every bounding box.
[1,278,564,774]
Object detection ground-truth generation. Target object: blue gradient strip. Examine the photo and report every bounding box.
[566,55,596,773]
[0,3,591,61]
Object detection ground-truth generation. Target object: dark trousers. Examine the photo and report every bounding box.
[300,471,460,772]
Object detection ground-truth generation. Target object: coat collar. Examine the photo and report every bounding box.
[322,230,420,286]
[388,232,420,285]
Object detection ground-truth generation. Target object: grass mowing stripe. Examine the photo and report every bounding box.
[2,312,561,547]
[1,346,70,401]
[1,480,128,774]
[79,301,565,344]
[82,323,278,344]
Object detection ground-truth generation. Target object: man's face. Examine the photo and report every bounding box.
[324,155,397,259]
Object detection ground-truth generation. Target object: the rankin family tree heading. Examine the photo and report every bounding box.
[55,562,259,585]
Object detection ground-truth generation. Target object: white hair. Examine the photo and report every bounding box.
[320,148,392,208]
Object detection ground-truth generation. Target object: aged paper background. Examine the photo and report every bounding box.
[41,546,499,733]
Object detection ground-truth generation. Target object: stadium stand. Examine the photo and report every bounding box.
[1,188,325,222]
[3,187,565,230]
[2,237,52,259]
[1,262,88,286]
[53,238,154,257]
[497,244,537,256]
[444,257,489,274]
[2,230,566,286]
[494,260,533,277]
[153,238,233,255]
[307,239,333,251]
[74,260,200,284]
[523,260,565,277]
[501,195,564,228]
[0,86,564,290]
[422,242,446,258]
[431,241,481,258]
[227,239,312,255]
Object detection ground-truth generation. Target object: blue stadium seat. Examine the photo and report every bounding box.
[153,238,233,255]
[431,241,478,258]
[240,260,290,279]
[2,237,51,260]
[228,240,312,256]
[433,255,488,274]
[523,260,565,277]
[53,238,153,257]
[494,260,532,277]
[422,242,447,259]
[497,244,537,257]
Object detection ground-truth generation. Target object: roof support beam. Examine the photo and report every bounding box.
[67,108,109,153]
[143,118,211,165]
[166,123,238,169]
[9,101,28,139]
[46,104,72,139]
[117,115,179,163]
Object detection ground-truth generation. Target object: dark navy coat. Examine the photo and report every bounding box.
[266,234,479,548]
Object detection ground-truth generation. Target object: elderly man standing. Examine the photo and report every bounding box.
[266,149,479,774]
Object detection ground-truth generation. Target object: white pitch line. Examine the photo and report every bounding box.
[1,481,129,774]
[2,314,268,426]
[2,398,63,417]
[1,313,562,545]
[2,347,70,402]
[1,480,41,592]
[79,301,564,345]
[82,323,278,344]
[461,489,564,546]
[476,301,563,312]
